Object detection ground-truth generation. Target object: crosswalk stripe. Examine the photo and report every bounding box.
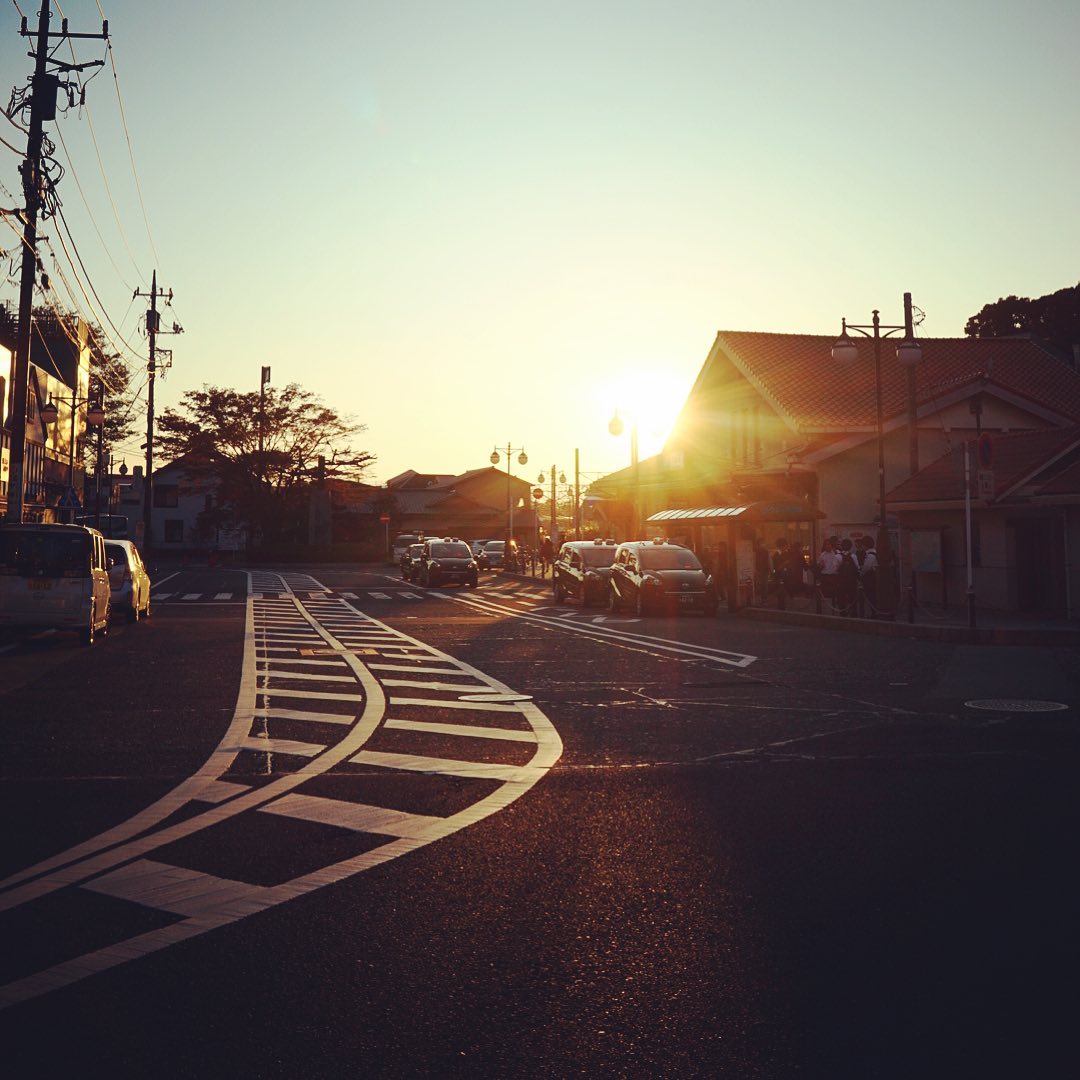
[349,750,545,784]
[381,678,489,692]
[84,859,272,917]
[182,593,201,600]
[384,718,537,743]
[258,793,443,838]
[214,592,233,600]
[254,707,354,725]
[260,689,363,702]
[241,735,325,757]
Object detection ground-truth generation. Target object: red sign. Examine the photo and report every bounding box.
[532,488,544,500]
[379,514,390,523]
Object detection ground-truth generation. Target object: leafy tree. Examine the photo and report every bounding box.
[156,383,375,545]
[965,281,1080,355]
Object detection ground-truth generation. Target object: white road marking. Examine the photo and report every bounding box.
[258,794,443,838]
[254,707,354,725]
[182,593,202,600]
[388,696,522,713]
[384,718,537,743]
[369,592,392,599]
[380,678,490,692]
[349,750,547,784]
[241,735,325,757]
[214,592,233,600]
[84,860,272,917]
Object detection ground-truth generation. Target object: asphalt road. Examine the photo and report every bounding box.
[1,565,1078,1079]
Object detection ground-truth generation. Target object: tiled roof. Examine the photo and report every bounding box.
[708,332,1080,432]
[887,427,1080,504]
[1033,459,1080,497]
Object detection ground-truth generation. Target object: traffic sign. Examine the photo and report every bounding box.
[379,514,390,523]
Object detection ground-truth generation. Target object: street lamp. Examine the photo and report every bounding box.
[831,299,922,618]
[608,410,639,539]
[490,443,528,543]
[40,389,106,509]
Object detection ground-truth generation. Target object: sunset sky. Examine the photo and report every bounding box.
[2,0,1077,487]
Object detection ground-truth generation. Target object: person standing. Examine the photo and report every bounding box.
[816,536,841,604]
[836,538,859,616]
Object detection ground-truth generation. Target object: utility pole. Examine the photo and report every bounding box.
[5,5,107,522]
[133,272,175,558]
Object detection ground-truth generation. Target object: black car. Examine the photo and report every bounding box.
[400,543,425,582]
[418,538,479,588]
[476,540,505,570]
[552,539,617,606]
[608,539,717,616]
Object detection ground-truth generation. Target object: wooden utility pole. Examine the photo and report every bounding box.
[133,272,174,557]
[5,5,107,521]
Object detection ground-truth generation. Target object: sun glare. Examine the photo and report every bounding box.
[594,369,690,457]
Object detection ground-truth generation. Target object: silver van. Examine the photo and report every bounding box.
[0,523,112,645]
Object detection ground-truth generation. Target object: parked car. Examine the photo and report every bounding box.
[104,539,152,622]
[390,532,422,566]
[418,538,479,588]
[608,539,717,616]
[470,538,494,557]
[0,523,112,645]
[552,539,617,606]
[476,540,505,570]
[400,543,425,582]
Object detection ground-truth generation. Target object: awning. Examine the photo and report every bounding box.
[647,502,824,525]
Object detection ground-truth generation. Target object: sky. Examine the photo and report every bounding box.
[2,0,1078,488]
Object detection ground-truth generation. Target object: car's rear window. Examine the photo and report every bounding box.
[105,543,131,567]
[430,543,471,558]
[483,541,505,552]
[580,547,616,568]
[639,547,702,571]
[0,530,90,577]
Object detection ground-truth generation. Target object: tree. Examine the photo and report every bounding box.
[156,383,376,546]
[965,281,1080,356]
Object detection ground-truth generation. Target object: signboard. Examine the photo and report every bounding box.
[379,513,390,523]
[909,529,942,574]
[977,470,995,500]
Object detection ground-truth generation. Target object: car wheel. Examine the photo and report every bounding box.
[554,580,565,603]
[127,598,139,623]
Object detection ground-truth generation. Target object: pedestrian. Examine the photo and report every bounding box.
[816,536,841,603]
[783,542,808,598]
[836,538,858,615]
[540,534,554,576]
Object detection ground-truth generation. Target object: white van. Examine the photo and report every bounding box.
[0,523,112,645]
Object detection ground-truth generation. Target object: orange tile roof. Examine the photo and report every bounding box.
[887,427,1080,504]
[710,332,1080,432]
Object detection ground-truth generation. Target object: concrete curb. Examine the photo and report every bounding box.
[736,605,1080,647]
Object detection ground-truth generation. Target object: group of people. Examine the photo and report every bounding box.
[756,534,880,616]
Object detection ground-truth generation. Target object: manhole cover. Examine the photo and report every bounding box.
[964,699,1070,713]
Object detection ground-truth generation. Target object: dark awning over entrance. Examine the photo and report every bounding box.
[647,502,824,525]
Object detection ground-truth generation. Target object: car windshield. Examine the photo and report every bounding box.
[0,530,90,577]
[483,541,505,552]
[581,547,616,568]
[408,545,424,556]
[639,547,702,571]
[430,543,471,558]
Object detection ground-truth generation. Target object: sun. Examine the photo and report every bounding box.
[594,368,691,457]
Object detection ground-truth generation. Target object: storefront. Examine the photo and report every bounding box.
[646,502,825,612]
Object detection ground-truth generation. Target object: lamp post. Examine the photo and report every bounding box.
[538,466,568,545]
[831,295,922,618]
[608,410,639,539]
[40,388,106,517]
[490,443,528,544]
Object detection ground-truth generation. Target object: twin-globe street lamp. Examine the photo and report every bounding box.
[831,299,922,618]
[490,444,528,542]
[538,467,567,544]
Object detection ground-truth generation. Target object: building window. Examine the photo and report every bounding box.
[164,519,184,543]
[154,484,179,508]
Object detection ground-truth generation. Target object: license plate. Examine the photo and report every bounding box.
[679,595,695,605]
[28,580,52,591]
